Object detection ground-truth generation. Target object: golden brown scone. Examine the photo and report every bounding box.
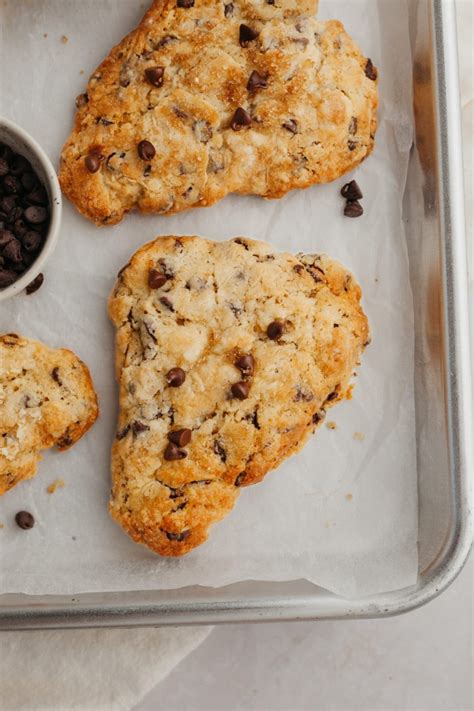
[0,334,98,495]
[109,236,369,556]
[60,0,378,225]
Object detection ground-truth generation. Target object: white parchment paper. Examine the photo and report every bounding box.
[0,0,417,598]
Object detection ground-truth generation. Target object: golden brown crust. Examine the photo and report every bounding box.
[108,236,369,556]
[60,0,378,225]
[0,334,99,495]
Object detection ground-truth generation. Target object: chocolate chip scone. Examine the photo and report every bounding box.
[109,236,369,556]
[0,334,98,495]
[60,0,378,226]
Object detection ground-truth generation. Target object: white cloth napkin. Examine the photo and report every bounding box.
[0,626,211,710]
[0,3,471,711]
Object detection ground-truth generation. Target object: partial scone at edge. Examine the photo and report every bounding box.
[0,334,99,495]
[109,236,369,556]
[60,0,378,225]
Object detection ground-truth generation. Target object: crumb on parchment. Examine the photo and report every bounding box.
[353,431,365,441]
[345,493,353,502]
[47,479,65,494]
[326,421,337,430]
[43,33,48,38]
[0,523,4,529]
[345,384,354,400]
[61,35,69,44]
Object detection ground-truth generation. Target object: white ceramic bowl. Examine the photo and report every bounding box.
[0,117,62,301]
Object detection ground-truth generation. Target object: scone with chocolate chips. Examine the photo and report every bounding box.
[60,0,378,225]
[0,334,98,495]
[109,236,369,556]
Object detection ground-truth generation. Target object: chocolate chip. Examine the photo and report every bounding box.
[341,180,363,201]
[132,420,150,435]
[13,219,27,237]
[0,159,9,176]
[137,140,156,160]
[75,92,89,108]
[247,70,268,91]
[9,155,30,176]
[20,172,37,192]
[344,200,364,218]
[145,66,165,87]
[164,442,187,461]
[51,366,62,385]
[25,273,44,294]
[348,140,357,151]
[312,410,325,425]
[148,268,168,289]
[282,119,298,134]
[348,117,358,135]
[15,511,35,529]
[231,107,252,131]
[326,390,338,402]
[168,428,192,447]
[3,175,21,194]
[166,367,186,387]
[267,320,284,340]
[177,0,194,6]
[235,353,254,376]
[224,2,234,17]
[159,296,174,311]
[3,238,22,263]
[0,229,14,248]
[213,440,227,463]
[26,187,48,205]
[1,196,16,215]
[234,471,247,487]
[116,424,130,440]
[365,58,378,81]
[231,381,250,400]
[165,529,190,541]
[84,153,102,173]
[24,206,47,224]
[22,230,42,252]
[0,268,17,287]
[239,24,259,47]
[97,117,114,126]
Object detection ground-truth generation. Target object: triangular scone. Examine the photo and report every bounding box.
[60,0,378,225]
[109,236,369,556]
[0,334,98,495]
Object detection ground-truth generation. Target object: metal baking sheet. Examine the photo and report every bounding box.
[0,0,471,627]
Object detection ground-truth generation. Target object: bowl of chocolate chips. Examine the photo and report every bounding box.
[0,117,62,300]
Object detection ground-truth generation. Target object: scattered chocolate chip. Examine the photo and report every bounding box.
[231,380,250,400]
[116,424,130,440]
[21,172,37,192]
[239,24,259,47]
[132,420,150,435]
[24,205,48,224]
[22,230,42,252]
[166,367,186,387]
[234,471,247,487]
[148,268,168,289]
[168,428,192,447]
[282,119,298,134]
[1,196,16,214]
[9,155,30,176]
[26,187,48,205]
[14,219,27,237]
[3,175,21,194]
[164,442,187,460]
[213,439,227,463]
[267,320,284,340]
[160,296,174,311]
[25,273,44,294]
[247,70,268,91]
[137,140,156,160]
[224,2,234,17]
[0,158,9,176]
[15,511,35,529]
[75,92,89,108]
[344,200,364,218]
[0,229,14,248]
[84,153,102,173]
[145,66,165,87]
[0,268,17,287]
[231,107,252,131]
[365,58,378,81]
[235,353,254,376]
[165,529,190,541]
[341,180,363,201]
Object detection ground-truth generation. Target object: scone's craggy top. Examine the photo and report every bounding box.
[60,0,378,225]
[0,334,98,495]
[109,236,369,556]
